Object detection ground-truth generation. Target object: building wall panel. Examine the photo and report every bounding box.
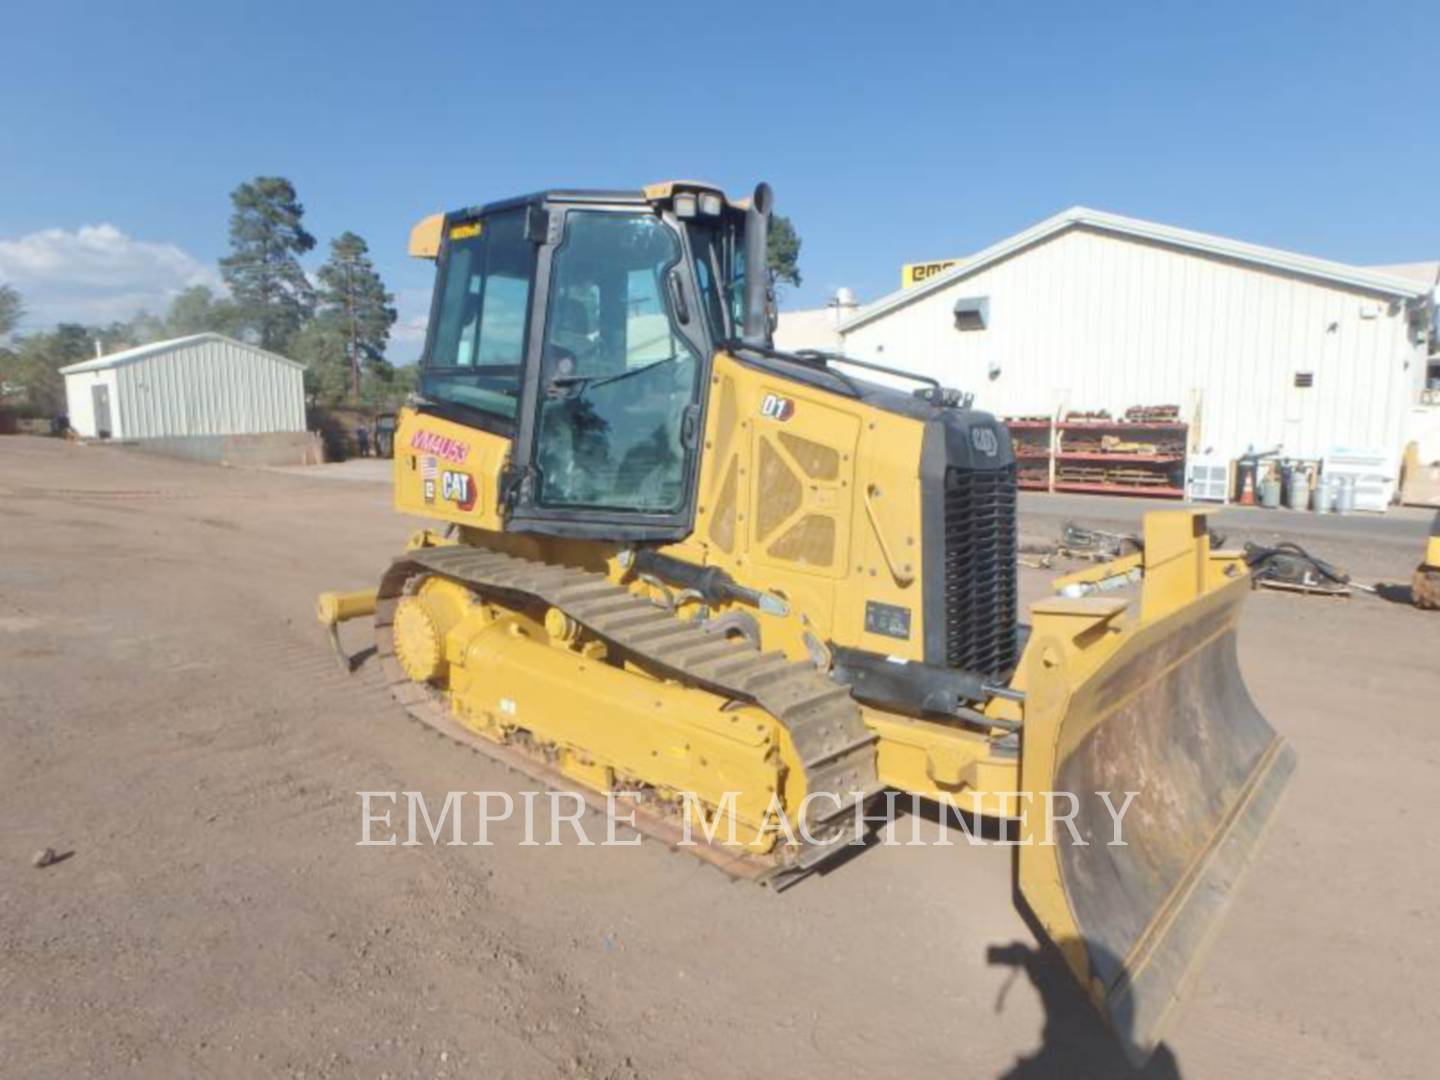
[63,368,121,438]
[841,227,1424,467]
[109,338,305,439]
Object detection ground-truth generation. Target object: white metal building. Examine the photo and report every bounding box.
[61,333,306,440]
[773,289,861,354]
[836,208,1437,472]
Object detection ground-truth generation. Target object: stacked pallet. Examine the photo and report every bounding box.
[1124,404,1181,423]
[1003,416,1052,490]
[1053,406,1187,498]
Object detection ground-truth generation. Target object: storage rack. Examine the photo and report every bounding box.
[1053,413,1187,498]
[1003,417,1053,491]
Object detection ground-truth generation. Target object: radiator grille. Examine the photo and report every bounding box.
[941,465,1019,676]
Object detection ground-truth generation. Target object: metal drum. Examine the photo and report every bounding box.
[1286,472,1310,510]
[1259,477,1282,508]
[1312,475,1337,513]
[1334,475,1357,514]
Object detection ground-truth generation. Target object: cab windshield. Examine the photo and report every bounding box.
[420,209,535,422]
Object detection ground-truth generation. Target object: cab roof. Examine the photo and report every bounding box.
[464,179,740,217]
[409,180,746,259]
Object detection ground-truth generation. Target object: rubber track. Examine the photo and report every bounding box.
[372,545,880,884]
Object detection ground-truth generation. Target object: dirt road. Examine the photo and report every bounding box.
[3,438,1436,1079]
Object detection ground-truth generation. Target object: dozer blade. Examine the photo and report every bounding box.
[1016,511,1295,1066]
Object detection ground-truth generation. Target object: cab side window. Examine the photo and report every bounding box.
[421,210,535,421]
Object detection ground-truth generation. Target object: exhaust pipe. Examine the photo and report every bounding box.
[742,182,773,345]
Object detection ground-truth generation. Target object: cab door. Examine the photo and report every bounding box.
[507,205,714,540]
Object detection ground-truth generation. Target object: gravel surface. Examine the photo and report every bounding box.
[3,437,1436,1079]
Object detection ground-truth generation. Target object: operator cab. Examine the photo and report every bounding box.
[414,182,765,539]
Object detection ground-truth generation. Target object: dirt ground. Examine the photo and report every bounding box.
[3,437,1437,1079]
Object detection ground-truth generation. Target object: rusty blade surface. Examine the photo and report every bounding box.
[1046,585,1294,1064]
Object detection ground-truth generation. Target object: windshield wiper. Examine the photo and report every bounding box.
[546,356,680,397]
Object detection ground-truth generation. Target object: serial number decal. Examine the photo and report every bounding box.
[864,601,912,641]
[410,430,470,464]
[759,393,795,422]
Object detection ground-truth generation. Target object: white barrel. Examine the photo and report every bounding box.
[1286,472,1309,510]
[1334,475,1357,514]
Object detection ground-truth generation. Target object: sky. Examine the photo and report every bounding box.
[2,0,1436,362]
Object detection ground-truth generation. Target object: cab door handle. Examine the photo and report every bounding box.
[667,268,691,325]
[681,404,701,448]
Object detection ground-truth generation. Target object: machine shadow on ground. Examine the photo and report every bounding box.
[884,799,1184,1077]
[1372,581,1416,605]
[987,939,1182,1079]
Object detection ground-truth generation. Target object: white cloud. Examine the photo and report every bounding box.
[390,286,434,362]
[0,224,221,330]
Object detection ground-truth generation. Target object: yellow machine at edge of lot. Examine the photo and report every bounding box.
[1414,510,1440,609]
[318,180,1293,1065]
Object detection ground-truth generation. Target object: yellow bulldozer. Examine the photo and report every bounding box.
[319,181,1293,1064]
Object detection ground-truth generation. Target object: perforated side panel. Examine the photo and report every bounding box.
[767,514,836,567]
[709,457,739,554]
[777,432,840,481]
[712,377,738,471]
[756,439,802,541]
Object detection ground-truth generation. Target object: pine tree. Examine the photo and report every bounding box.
[314,231,397,399]
[0,284,22,340]
[292,318,352,405]
[8,324,94,414]
[767,214,802,291]
[219,177,316,352]
[164,285,244,338]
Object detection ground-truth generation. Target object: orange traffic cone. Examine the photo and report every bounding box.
[1239,469,1255,506]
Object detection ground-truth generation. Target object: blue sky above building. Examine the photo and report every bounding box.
[2,0,1434,360]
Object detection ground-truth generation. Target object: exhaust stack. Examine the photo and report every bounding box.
[742,182,773,346]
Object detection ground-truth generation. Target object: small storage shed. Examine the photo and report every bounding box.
[61,333,306,441]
